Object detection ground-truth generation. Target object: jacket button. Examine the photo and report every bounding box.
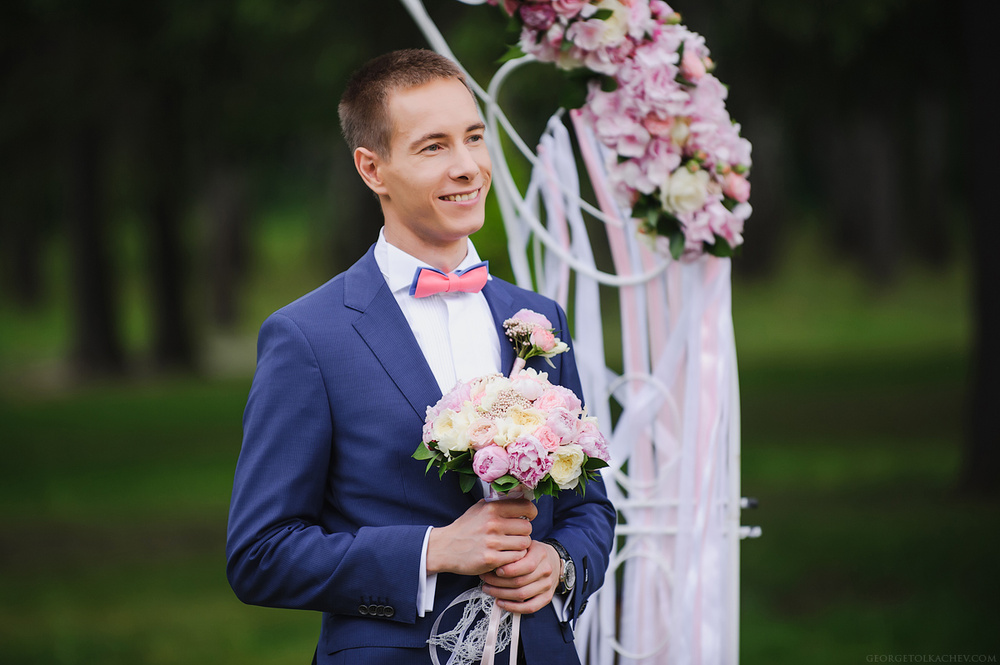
[374,605,385,617]
[384,605,395,618]
[358,605,369,616]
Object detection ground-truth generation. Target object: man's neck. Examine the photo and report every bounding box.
[382,227,469,272]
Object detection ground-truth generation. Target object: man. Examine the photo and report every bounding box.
[226,49,616,664]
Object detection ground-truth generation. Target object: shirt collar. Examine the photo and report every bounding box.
[374,228,486,295]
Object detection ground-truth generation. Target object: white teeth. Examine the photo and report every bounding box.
[443,190,478,202]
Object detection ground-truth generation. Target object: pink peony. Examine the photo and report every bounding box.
[519,3,557,31]
[576,419,610,461]
[530,327,558,352]
[545,408,579,441]
[537,385,583,413]
[722,172,751,203]
[506,435,553,488]
[473,445,511,483]
[512,308,552,329]
[552,0,587,18]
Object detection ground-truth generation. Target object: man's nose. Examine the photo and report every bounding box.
[450,144,480,180]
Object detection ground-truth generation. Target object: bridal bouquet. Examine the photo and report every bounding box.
[414,309,609,500]
[484,0,753,260]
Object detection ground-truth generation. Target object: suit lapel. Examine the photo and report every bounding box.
[346,247,442,422]
[482,279,517,376]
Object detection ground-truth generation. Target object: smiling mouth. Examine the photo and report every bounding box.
[440,188,480,203]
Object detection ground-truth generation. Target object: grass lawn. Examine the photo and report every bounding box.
[1,235,997,663]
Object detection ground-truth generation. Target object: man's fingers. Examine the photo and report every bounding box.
[490,498,538,521]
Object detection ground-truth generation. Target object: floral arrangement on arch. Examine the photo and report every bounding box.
[486,0,752,260]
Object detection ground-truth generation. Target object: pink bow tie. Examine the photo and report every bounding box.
[409,261,489,298]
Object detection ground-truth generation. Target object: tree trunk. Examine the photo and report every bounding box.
[66,123,125,376]
[206,165,249,329]
[959,1,1000,496]
[145,83,196,371]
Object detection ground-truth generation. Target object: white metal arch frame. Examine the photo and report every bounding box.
[398,2,755,663]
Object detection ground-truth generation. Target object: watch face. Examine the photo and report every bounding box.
[564,560,576,591]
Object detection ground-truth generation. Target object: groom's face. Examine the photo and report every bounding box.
[373,77,492,257]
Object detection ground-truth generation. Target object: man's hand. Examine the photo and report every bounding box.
[426,499,537,576]
[479,540,561,614]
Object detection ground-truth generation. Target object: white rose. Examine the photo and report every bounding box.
[595,0,629,46]
[549,444,586,490]
[494,418,526,448]
[432,409,473,456]
[660,167,710,215]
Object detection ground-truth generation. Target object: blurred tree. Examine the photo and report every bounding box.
[959,0,999,496]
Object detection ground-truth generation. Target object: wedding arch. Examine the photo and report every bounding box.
[399,1,760,662]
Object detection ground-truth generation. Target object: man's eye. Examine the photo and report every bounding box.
[468,134,484,144]
[423,144,441,153]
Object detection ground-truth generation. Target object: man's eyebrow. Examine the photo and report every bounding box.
[409,124,487,152]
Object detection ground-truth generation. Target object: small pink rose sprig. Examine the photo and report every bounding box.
[503,308,570,372]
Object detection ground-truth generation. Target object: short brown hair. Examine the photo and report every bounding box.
[338,49,473,158]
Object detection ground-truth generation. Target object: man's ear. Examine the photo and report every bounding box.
[354,147,388,196]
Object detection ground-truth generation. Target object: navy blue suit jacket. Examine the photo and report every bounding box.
[226,245,616,663]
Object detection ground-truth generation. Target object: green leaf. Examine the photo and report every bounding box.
[459,473,477,494]
[669,231,686,260]
[585,457,610,471]
[412,442,436,460]
[491,475,520,494]
[593,8,614,21]
[425,456,438,474]
[706,235,737,258]
[498,43,527,64]
[655,210,682,237]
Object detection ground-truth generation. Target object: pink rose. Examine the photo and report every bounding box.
[680,50,706,82]
[468,419,500,450]
[512,308,552,329]
[642,113,673,137]
[722,172,750,203]
[545,408,578,441]
[552,0,587,18]
[537,385,583,413]
[506,435,553,488]
[534,425,562,451]
[576,419,610,462]
[473,445,511,483]
[519,3,557,31]
[530,327,558,352]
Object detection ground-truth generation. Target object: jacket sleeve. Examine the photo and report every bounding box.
[546,302,617,622]
[225,312,427,624]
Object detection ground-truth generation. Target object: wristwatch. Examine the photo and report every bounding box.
[543,539,576,595]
